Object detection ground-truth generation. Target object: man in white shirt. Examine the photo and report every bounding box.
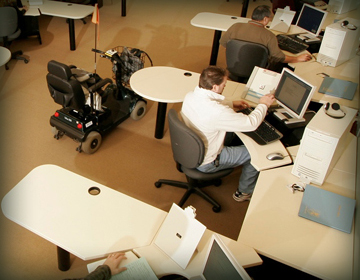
[181,66,274,202]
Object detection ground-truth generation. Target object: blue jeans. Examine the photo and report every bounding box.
[197,146,259,194]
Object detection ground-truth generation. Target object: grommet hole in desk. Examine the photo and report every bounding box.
[184,72,192,77]
[88,186,101,196]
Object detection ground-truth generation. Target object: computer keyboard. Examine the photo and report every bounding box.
[239,107,283,145]
[276,34,309,54]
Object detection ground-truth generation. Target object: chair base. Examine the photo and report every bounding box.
[155,178,222,213]
[5,50,29,70]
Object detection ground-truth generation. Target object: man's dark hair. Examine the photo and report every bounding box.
[251,5,272,21]
[199,66,227,90]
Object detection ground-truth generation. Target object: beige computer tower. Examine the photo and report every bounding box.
[291,105,357,185]
[328,0,359,14]
[317,18,360,67]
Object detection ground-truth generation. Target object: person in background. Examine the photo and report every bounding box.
[64,253,127,280]
[219,5,311,72]
[181,66,275,202]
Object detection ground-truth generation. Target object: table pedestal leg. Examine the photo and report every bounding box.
[241,0,250,17]
[68,18,76,51]
[57,246,71,271]
[210,30,222,65]
[121,0,126,16]
[155,102,167,139]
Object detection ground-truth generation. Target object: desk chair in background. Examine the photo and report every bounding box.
[226,39,268,83]
[155,109,234,213]
[0,6,29,70]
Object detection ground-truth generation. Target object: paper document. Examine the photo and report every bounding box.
[87,251,139,274]
[111,257,158,280]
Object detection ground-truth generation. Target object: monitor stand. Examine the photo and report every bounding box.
[273,108,306,125]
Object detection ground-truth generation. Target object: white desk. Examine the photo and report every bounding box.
[133,230,262,278]
[221,82,293,171]
[1,165,167,271]
[130,66,291,170]
[0,46,11,67]
[290,55,359,110]
[25,0,94,50]
[238,134,357,280]
[130,66,200,139]
[191,12,250,65]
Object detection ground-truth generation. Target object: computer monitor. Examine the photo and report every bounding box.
[296,3,328,37]
[273,68,315,124]
[189,234,251,280]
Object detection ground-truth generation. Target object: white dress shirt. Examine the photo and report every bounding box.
[181,86,267,166]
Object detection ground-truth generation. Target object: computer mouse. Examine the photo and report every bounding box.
[266,152,284,161]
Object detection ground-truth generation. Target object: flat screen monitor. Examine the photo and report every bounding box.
[273,68,315,124]
[190,234,251,280]
[296,3,328,37]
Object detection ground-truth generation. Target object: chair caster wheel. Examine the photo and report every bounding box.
[24,59,29,64]
[212,206,221,213]
[155,182,162,188]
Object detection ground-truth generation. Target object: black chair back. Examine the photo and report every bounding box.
[47,60,86,111]
[226,39,269,82]
[168,109,205,169]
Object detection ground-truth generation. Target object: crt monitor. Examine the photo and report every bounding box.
[296,3,328,37]
[273,68,315,124]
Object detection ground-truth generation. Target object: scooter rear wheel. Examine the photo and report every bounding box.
[82,131,102,154]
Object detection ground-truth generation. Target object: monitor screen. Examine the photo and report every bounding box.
[296,4,327,36]
[274,68,315,124]
[200,235,251,280]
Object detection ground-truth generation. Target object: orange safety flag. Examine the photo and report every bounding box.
[91,4,99,24]
[92,4,100,46]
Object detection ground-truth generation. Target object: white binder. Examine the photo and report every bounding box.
[269,7,296,33]
[154,203,206,269]
[242,66,280,104]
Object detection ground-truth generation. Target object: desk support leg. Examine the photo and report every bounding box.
[57,246,71,271]
[241,0,249,17]
[155,102,167,139]
[209,30,222,66]
[68,18,76,51]
[121,0,126,16]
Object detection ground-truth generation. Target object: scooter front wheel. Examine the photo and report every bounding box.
[82,131,102,154]
[131,100,147,121]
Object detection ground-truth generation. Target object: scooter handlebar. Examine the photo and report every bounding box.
[91,48,105,54]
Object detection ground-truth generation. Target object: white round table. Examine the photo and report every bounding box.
[0,46,11,67]
[130,66,199,139]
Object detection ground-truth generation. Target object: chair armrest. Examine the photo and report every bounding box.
[88,78,113,93]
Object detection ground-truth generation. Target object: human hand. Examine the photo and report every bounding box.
[297,53,312,62]
[104,253,128,276]
[233,100,250,111]
[259,94,275,108]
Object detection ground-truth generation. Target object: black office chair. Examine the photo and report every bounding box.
[0,6,29,70]
[155,109,234,213]
[226,39,269,83]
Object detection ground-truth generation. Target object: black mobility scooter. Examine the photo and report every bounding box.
[47,47,151,154]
